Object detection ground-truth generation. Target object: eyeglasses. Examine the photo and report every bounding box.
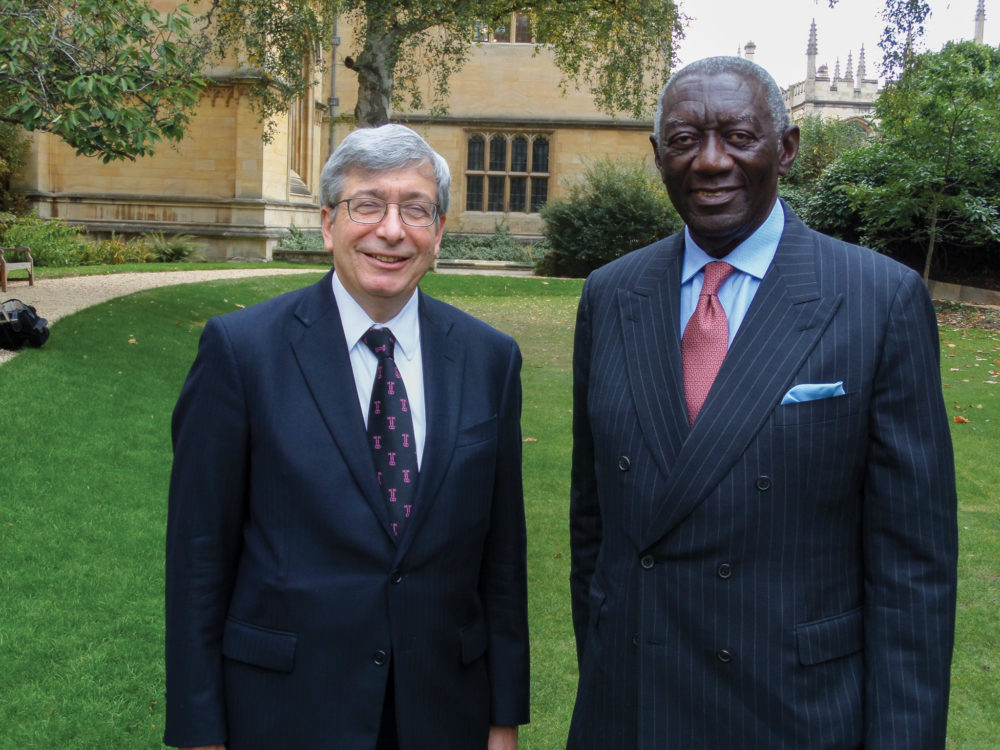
[335,197,440,227]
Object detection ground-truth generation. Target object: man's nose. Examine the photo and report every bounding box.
[376,203,408,241]
[692,133,733,172]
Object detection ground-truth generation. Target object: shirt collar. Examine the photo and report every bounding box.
[681,199,785,284]
[331,272,421,362]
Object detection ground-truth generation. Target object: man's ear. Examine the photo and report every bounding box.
[777,126,800,177]
[432,213,446,258]
[320,205,336,253]
[649,134,663,173]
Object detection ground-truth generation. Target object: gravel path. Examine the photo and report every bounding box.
[0,268,319,365]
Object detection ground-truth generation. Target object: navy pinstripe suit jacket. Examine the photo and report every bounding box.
[164,274,529,749]
[568,204,957,749]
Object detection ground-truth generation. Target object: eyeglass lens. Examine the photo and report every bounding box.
[345,198,437,226]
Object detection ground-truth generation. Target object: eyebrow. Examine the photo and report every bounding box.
[351,188,436,202]
[662,113,759,130]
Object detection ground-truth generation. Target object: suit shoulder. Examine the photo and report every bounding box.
[807,226,922,290]
[584,233,683,291]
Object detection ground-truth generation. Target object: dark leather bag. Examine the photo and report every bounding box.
[0,299,50,350]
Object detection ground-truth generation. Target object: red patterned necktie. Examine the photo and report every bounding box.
[363,326,418,539]
[682,261,735,425]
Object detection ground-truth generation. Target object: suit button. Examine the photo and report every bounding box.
[755,475,772,491]
[716,649,733,664]
[640,554,655,569]
[391,572,404,584]
[618,456,630,472]
[717,563,733,579]
[372,650,388,666]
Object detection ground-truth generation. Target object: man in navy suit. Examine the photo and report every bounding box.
[165,125,529,750]
[568,57,957,749]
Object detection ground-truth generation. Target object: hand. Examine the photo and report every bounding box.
[487,725,518,750]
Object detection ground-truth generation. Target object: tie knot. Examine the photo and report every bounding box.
[701,261,734,297]
[362,326,396,359]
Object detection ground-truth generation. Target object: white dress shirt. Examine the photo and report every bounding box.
[331,273,427,468]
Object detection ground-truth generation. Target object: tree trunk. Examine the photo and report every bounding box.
[922,191,941,284]
[351,30,399,127]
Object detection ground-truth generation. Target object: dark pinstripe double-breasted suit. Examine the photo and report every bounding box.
[568,204,957,749]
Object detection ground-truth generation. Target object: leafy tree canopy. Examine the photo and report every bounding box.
[206,0,682,127]
[0,0,208,162]
[804,41,1000,280]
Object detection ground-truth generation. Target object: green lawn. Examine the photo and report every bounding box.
[0,272,996,748]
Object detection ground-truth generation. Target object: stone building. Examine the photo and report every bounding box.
[781,20,880,128]
[12,6,657,258]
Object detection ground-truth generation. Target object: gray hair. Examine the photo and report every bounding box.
[320,124,451,216]
[653,56,791,144]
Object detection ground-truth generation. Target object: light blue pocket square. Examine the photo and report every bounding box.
[780,381,846,405]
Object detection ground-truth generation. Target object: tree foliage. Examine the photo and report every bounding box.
[205,0,682,127]
[878,0,931,79]
[780,114,870,216]
[801,42,1000,281]
[867,41,1000,279]
[0,0,208,162]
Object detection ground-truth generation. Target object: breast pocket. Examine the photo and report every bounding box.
[774,392,859,426]
[455,414,497,448]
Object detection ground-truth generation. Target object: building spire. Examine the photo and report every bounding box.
[807,18,818,80]
[975,0,986,44]
[858,44,867,81]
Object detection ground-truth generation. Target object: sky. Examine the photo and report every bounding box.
[675,0,998,87]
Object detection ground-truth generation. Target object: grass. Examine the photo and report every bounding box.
[30,260,331,279]
[0,272,996,748]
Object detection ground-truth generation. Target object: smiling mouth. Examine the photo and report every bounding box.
[366,252,407,264]
[695,188,737,198]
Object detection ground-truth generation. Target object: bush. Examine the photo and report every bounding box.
[277,223,325,254]
[78,235,153,265]
[539,158,681,277]
[438,226,531,262]
[145,232,206,262]
[0,214,89,266]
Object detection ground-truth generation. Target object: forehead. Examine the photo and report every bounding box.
[342,163,437,199]
[661,71,772,130]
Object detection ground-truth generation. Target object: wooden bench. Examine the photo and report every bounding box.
[0,246,35,293]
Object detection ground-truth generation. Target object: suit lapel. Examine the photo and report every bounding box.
[641,209,844,549]
[618,235,689,487]
[395,291,464,561]
[289,273,392,538]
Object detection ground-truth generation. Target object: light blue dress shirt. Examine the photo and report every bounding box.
[680,200,785,346]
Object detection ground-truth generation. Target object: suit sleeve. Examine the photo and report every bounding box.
[164,317,249,748]
[569,281,601,663]
[862,270,958,749]
[482,338,531,726]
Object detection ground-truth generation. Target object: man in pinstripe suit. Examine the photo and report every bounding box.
[568,56,957,749]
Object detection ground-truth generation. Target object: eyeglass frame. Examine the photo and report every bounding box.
[333,196,441,227]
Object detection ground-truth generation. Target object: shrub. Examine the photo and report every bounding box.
[78,235,153,265]
[145,232,206,262]
[539,158,681,277]
[0,214,89,266]
[438,225,531,262]
[277,223,325,254]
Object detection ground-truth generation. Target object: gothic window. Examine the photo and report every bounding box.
[465,133,550,214]
[475,12,535,43]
